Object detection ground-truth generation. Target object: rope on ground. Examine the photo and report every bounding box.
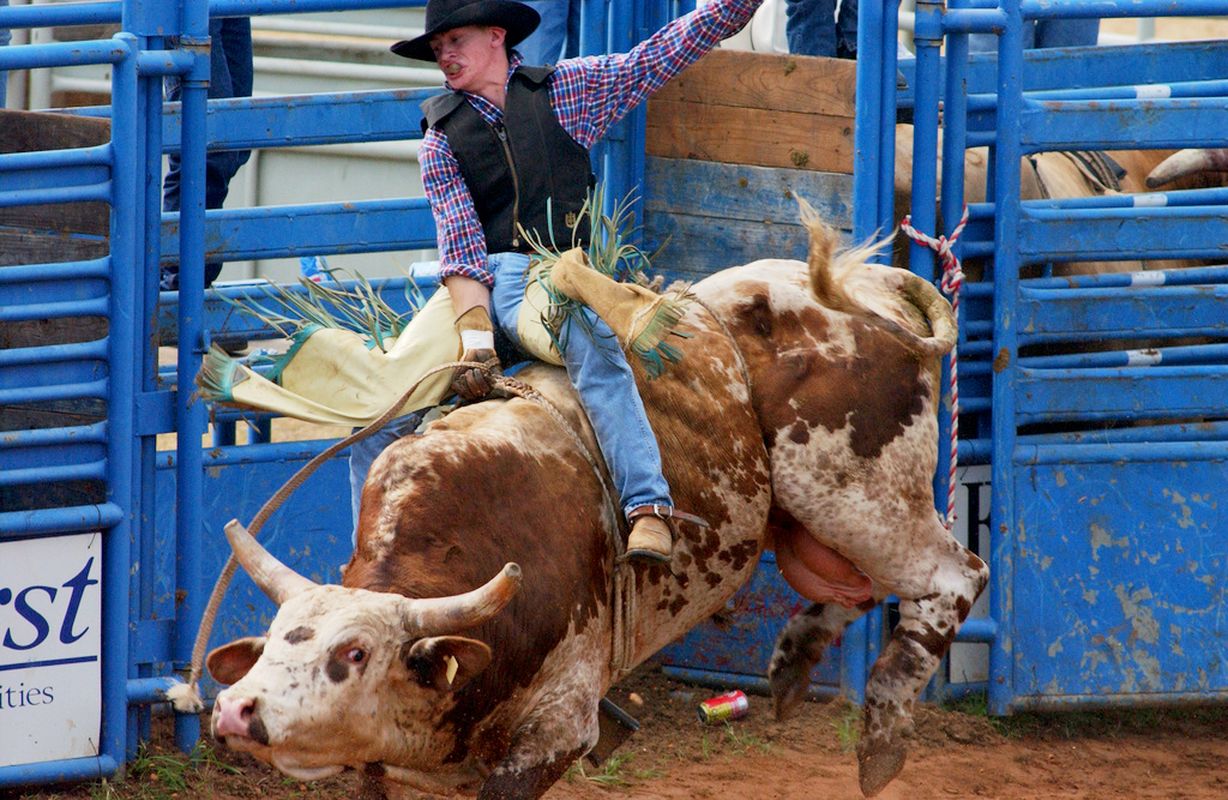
[899,204,969,530]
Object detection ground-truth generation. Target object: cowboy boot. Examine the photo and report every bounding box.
[626,509,673,563]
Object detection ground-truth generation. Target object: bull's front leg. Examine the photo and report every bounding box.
[476,693,600,800]
[857,541,988,798]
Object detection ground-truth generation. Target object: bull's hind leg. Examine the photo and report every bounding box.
[768,601,874,720]
[857,537,988,797]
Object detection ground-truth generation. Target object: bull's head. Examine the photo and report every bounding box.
[207,520,521,784]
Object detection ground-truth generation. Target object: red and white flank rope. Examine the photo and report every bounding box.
[899,205,968,530]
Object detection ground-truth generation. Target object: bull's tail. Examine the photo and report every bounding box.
[796,196,956,359]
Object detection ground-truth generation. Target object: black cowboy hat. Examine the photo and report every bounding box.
[391,0,541,62]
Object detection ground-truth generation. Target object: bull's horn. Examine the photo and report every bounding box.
[404,562,522,633]
[1146,148,1228,189]
[224,519,317,605]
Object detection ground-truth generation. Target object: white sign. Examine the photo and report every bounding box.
[0,532,102,768]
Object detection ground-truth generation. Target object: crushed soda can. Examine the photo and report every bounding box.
[696,690,749,724]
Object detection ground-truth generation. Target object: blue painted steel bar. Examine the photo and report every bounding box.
[0,503,125,538]
[1025,343,1228,369]
[0,298,110,322]
[1018,285,1228,341]
[0,462,106,487]
[0,39,125,69]
[157,89,436,152]
[1023,418,1228,446]
[211,0,424,14]
[1021,0,1228,18]
[852,0,886,245]
[0,143,112,172]
[0,757,120,789]
[127,677,179,705]
[0,340,109,368]
[1015,367,1228,424]
[0,423,106,447]
[941,7,1007,32]
[100,30,141,788]
[0,380,108,404]
[1,164,111,195]
[157,438,352,469]
[135,49,194,76]
[1017,210,1228,264]
[1029,188,1228,211]
[955,617,997,643]
[0,258,111,284]
[171,0,210,753]
[877,3,902,243]
[1026,263,1228,289]
[160,200,438,264]
[907,0,942,284]
[1020,98,1228,152]
[1016,440,1228,466]
[987,0,1025,719]
[0,183,111,209]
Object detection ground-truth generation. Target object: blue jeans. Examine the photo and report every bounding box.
[162,17,253,290]
[518,0,581,65]
[785,0,858,58]
[349,411,425,544]
[489,253,673,518]
[969,18,1099,52]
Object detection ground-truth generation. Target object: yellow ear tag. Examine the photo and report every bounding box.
[445,655,459,686]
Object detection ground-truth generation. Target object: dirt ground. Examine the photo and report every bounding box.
[6,662,1227,800]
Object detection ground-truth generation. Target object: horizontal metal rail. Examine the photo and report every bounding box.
[0,502,124,538]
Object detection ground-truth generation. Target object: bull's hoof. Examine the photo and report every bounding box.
[767,658,811,721]
[856,738,907,797]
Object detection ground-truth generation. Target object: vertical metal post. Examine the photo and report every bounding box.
[875,1,902,243]
[908,0,942,284]
[105,30,140,780]
[988,0,1024,718]
[172,0,211,752]
[851,0,884,243]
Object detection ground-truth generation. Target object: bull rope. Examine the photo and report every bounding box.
[167,358,636,712]
[898,205,968,530]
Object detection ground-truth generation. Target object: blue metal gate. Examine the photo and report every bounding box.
[879,0,1228,713]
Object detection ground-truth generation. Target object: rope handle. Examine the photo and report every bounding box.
[899,205,969,530]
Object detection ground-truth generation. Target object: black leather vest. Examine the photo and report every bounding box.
[421,67,594,254]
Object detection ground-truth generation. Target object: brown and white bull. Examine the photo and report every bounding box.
[205,210,988,799]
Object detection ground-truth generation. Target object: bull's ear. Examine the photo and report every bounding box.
[207,636,267,685]
[403,636,492,692]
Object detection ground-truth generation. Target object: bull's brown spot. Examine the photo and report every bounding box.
[325,659,349,684]
[788,422,810,444]
[284,626,315,644]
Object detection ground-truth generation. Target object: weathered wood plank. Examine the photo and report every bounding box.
[651,48,857,117]
[646,98,854,173]
[647,212,826,283]
[644,156,852,228]
[643,157,854,280]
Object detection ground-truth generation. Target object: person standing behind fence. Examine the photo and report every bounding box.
[160,17,253,291]
[517,0,580,64]
[969,16,1099,52]
[784,0,857,58]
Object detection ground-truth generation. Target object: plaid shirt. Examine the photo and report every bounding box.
[420,0,763,286]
